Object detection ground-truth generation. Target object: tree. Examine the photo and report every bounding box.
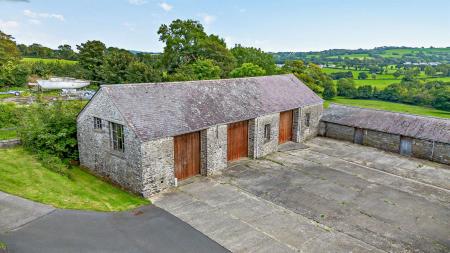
[0,61,29,87]
[322,81,337,99]
[355,85,374,98]
[358,72,368,80]
[230,44,276,75]
[77,40,106,80]
[337,78,357,97]
[393,71,401,79]
[26,43,54,58]
[100,48,135,83]
[126,61,162,83]
[0,30,20,66]
[57,44,76,60]
[281,60,306,73]
[431,87,450,110]
[424,66,436,76]
[158,19,235,74]
[170,59,221,81]
[230,63,266,78]
[281,61,332,93]
[371,74,377,79]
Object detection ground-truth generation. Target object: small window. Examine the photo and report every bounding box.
[264,124,271,141]
[110,122,124,152]
[94,117,102,129]
[305,113,311,127]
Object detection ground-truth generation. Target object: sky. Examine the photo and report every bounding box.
[0,0,449,52]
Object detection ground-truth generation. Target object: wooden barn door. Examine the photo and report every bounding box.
[174,132,200,180]
[227,121,248,161]
[279,110,293,144]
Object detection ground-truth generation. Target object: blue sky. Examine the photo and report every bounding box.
[1,0,449,52]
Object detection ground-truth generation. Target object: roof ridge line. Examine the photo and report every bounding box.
[100,74,295,88]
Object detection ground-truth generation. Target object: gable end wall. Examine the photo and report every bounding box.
[77,89,144,194]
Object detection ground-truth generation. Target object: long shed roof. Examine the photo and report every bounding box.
[100,74,322,141]
[322,104,450,144]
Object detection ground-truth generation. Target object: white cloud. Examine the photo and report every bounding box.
[201,14,216,25]
[23,9,64,21]
[128,0,147,5]
[28,19,41,25]
[122,22,136,32]
[0,20,19,33]
[159,2,173,11]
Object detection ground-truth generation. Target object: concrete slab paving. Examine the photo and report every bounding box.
[154,137,450,253]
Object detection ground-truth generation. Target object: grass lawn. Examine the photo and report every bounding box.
[324,97,450,119]
[0,147,149,211]
[353,79,400,89]
[0,129,17,140]
[22,57,78,65]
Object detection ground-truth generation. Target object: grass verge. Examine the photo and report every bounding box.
[0,129,17,140]
[325,97,450,119]
[0,147,149,211]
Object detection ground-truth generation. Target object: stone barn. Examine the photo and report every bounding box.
[320,104,450,165]
[77,74,323,196]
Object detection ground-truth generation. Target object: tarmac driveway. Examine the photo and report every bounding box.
[153,137,450,253]
[0,192,227,253]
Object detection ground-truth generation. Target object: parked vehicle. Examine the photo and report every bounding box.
[0,90,22,96]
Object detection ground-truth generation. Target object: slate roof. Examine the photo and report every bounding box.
[100,74,323,142]
[322,104,450,144]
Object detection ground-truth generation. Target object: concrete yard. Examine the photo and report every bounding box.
[153,137,450,253]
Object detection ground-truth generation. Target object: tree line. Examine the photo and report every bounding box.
[0,19,336,98]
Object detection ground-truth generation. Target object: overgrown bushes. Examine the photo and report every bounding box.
[0,102,20,128]
[17,100,85,176]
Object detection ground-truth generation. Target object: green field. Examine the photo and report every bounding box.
[22,57,78,64]
[325,97,450,119]
[353,79,400,89]
[0,147,149,211]
[381,48,450,58]
[323,67,450,89]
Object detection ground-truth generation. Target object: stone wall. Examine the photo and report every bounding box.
[412,139,433,160]
[0,139,20,148]
[322,122,355,142]
[363,129,400,153]
[249,113,280,158]
[433,142,450,165]
[77,90,143,194]
[296,103,323,142]
[320,117,450,165]
[201,125,227,176]
[141,137,175,197]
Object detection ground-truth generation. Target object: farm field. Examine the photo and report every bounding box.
[322,67,450,89]
[22,57,78,64]
[0,147,149,211]
[324,97,450,119]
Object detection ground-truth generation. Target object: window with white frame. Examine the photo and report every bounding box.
[110,122,124,152]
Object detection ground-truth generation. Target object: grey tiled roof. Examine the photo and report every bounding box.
[101,74,323,141]
[322,104,450,144]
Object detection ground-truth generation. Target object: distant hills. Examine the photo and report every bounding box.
[270,46,450,64]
